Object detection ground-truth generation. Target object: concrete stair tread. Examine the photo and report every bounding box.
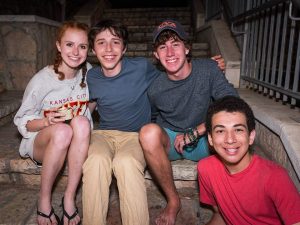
[0,90,23,118]
[0,182,212,225]
[0,90,23,126]
[127,27,193,34]
[106,7,190,13]
[101,18,192,26]
[126,24,192,30]
[104,13,191,19]
[145,160,197,181]
[0,122,199,184]
[6,155,198,180]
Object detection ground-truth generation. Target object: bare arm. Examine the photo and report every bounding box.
[26,109,64,132]
[206,206,226,225]
[88,101,97,114]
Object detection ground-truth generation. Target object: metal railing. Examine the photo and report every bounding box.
[204,0,300,108]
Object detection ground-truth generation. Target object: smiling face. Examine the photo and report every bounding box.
[92,29,126,77]
[56,28,88,71]
[154,37,191,80]
[208,111,256,174]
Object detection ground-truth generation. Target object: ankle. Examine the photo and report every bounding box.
[37,198,51,211]
[63,190,76,199]
[168,196,181,209]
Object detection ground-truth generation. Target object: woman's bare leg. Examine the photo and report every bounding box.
[62,116,91,225]
[34,123,73,225]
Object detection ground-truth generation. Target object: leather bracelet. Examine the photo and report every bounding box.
[183,132,187,146]
[187,128,197,143]
[194,127,200,138]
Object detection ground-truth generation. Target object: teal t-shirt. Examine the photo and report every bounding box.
[87,57,161,132]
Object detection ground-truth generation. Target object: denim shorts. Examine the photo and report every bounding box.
[165,128,209,162]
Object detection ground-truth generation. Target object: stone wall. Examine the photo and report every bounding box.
[0,15,60,90]
[73,0,111,27]
[195,20,241,88]
[254,120,300,191]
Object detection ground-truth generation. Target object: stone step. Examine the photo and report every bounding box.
[0,122,205,223]
[101,17,192,26]
[0,121,210,224]
[124,43,209,52]
[106,7,191,13]
[0,90,23,126]
[0,182,213,225]
[126,24,193,33]
[100,7,197,37]
[0,122,199,186]
[104,11,191,19]
[127,30,203,41]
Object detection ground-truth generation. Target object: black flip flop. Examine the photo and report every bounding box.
[60,197,80,225]
[37,207,60,224]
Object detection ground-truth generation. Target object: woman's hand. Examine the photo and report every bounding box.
[26,108,65,132]
[44,108,66,127]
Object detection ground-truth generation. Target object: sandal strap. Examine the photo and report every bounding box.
[63,206,79,220]
[37,207,54,222]
[61,197,79,221]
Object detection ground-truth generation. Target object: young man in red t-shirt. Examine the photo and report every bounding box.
[198,96,300,225]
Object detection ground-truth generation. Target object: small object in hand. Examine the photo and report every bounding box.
[57,106,73,123]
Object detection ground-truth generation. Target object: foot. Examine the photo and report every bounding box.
[37,197,59,225]
[61,197,80,225]
[155,199,181,225]
[37,207,60,225]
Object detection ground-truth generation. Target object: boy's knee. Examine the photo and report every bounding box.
[139,123,161,143]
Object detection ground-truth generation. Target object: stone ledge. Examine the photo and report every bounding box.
[106,7,190,13]
[0,15,60,27]
[0,91,23,126]
[1,157,198,184]
[0,111,198,187]
[145,160,197,181]
[0,91,23,118]
[196,19,241,88]
[239,88,300,181]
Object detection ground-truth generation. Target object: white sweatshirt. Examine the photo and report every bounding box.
[14,64,93,158]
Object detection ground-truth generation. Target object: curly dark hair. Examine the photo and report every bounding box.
[206,96,256,134]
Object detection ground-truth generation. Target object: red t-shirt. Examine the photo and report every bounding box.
[198,154,300,225]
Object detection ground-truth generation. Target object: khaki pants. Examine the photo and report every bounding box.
[82,130,149,225]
